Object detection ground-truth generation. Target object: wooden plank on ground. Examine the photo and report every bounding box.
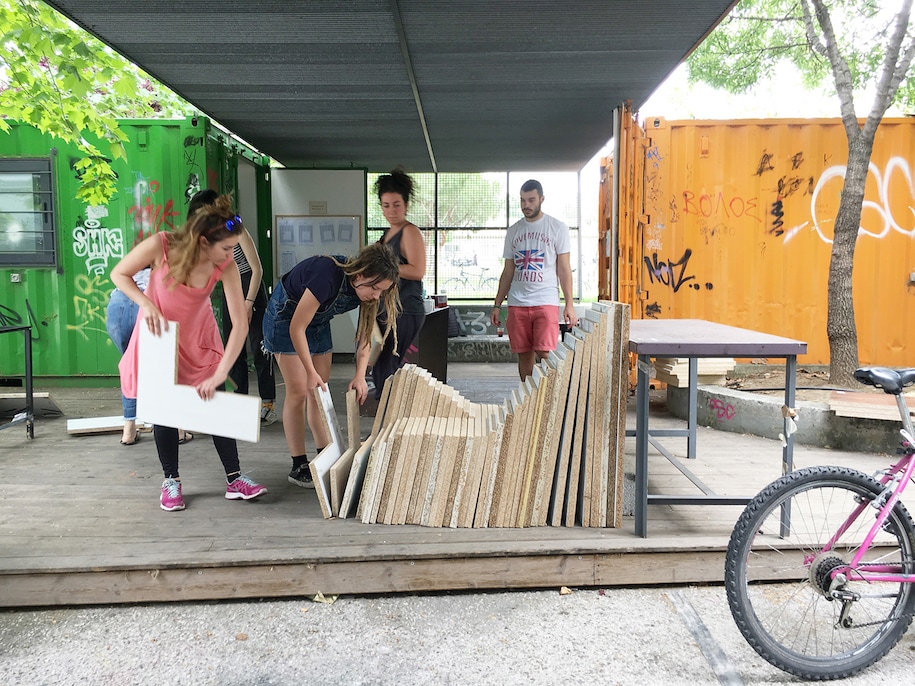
[66,416,152,435]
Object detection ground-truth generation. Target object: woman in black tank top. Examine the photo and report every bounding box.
[370,169,427,404]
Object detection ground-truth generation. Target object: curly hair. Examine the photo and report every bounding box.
[164,193,240,288]
[374,167,415,204]
[332,242,402,352]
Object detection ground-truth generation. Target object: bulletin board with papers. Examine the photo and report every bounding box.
[274,215,362,277]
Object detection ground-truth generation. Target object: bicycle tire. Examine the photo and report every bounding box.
[725,465,915,680]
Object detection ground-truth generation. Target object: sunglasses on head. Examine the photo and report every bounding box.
[224,215,242,231]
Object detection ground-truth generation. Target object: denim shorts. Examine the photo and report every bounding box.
[262,281,334,356]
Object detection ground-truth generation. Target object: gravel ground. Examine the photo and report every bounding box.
[2,585,913,685]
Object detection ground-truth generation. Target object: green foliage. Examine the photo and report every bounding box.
[367,172,506,229]
[0,0,196,204]
[688,0,914,112]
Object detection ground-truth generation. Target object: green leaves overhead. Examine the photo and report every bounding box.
[0,0,195,204]
[688,0,914,113]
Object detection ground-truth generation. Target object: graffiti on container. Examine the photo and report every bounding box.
[785,156,915,244]
[710,397,736,420]
[791,152,804,170]
[0,300,52,340]
[127,174,180,242]
[698,221,736,243]
[668,196,680,223]
[644,249,712,293]
[770,197,785,236]
[755,152,775,176]
[777,174,814,198]
[184,172,201,203]
[645,301,662,319]
[682,190,761,222]
[72,219,124,275]
[646,145,663,169]
[68,273,112,340]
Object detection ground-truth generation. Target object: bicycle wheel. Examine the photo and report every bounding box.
[725,465,915,680]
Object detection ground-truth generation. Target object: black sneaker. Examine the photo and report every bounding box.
[288,463,314,488]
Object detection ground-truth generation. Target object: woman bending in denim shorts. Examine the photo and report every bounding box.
[262,243,400,487]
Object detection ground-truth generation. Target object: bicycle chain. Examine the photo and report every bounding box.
[832,559,915,629]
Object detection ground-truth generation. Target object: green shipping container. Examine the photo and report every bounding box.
[0,116,269,383]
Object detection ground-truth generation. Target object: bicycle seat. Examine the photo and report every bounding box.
[853,366,915,394]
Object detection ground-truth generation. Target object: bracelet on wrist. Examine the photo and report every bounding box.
[246,298,255,303]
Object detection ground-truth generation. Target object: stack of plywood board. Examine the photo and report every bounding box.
[652,357,735,388]
[829,390,915,421]
[313,301,630,529]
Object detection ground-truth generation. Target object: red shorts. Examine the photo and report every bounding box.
[506,305,560,353]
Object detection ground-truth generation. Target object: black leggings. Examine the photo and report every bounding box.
[154,425,240,480]
[371,311,425,400]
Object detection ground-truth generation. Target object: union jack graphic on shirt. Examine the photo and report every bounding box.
[515,249,545,271]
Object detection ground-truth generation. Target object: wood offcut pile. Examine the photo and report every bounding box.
[310,300,631,528]
[652,357,735,388]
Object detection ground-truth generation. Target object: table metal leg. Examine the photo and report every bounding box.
[635,354,650,537]
[779,355,797,537]
[687,357,697,459]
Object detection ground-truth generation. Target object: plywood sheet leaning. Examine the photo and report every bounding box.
[564,323,594,527]
[583,308,608,527]
[517,366,549,527]
[487,390,522,527]
[549,332,583,526]
[358,421,397,523]
[473,406,505,528]
[309,386,346,519]
[137,322,260,443]
[329,389,360,517]
[531,345,571,526]
[597,300,631,527]
[454,411,490,528]
[417,417,448,526]
[339,379,393,519]
[500,382,530,527]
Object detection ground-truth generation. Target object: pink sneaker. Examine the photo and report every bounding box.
[160,478,185,511]
[225,474,267,500]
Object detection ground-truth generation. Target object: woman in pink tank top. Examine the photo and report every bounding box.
[112,194,267,512]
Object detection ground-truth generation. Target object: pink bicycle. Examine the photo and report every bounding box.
[725,366,915,680]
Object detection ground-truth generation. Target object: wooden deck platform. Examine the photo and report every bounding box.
[0,362,902,608]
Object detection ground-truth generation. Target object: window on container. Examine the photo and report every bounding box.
[0,159,57,267]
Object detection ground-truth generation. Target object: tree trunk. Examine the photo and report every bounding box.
[826,130,873,386]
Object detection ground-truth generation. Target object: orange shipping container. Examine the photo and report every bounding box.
[609,116,915,367]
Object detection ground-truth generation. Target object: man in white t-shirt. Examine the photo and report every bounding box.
[490,179,579,380]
